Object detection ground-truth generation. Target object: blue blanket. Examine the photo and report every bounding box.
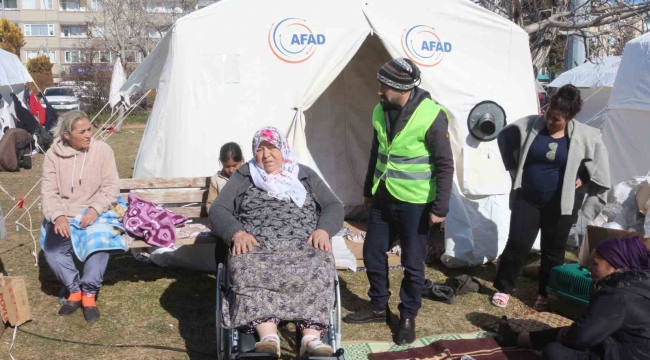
[41,196,128,261]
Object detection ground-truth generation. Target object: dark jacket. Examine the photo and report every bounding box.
[11,93,39,135]
[209,163,344,247]
[563,270,650,360]
[363,87,454,216]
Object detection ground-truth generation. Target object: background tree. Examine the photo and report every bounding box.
[475,0,650,74]
[27,55,55,92]
[0,19,26,56]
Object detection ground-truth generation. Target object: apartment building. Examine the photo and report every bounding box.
[2,0,215,78]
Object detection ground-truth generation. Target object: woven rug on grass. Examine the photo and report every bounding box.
[342,332,493,360]
[468,311,573,334]
[366,337,540,360]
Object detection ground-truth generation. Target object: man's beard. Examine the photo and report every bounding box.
[380,96,401,110]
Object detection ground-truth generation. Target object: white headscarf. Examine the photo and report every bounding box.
[248,126,307,207]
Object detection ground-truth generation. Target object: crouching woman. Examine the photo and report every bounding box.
[498,236,650,360]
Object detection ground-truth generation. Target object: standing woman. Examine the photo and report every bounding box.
[492,85,610,310]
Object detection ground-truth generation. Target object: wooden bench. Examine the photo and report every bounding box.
[119,177,218,248]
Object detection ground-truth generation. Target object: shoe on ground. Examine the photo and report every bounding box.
[82,306,100,323]
[396,317,416,345]
[344,306,387,324]
[58,300,81,316]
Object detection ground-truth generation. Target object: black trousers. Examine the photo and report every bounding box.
[493,191,580,296]
[363,182,433,318]
[531,328,601,360]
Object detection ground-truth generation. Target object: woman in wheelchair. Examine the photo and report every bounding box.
[210,127,344,357]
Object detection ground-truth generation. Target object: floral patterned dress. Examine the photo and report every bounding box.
[221,186,336,333]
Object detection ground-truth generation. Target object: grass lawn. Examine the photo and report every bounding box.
[0,130,576,359]
[91,110,150,126]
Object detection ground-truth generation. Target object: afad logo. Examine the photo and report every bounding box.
[401,25,452,67]
[268,18,326,64]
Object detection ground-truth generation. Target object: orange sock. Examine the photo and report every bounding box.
[81,292,96,307]
[68,291,82,302]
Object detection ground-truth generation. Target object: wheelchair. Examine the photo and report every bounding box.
[216,263,345,360]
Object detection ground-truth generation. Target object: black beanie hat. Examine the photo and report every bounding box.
[377,58,421,91]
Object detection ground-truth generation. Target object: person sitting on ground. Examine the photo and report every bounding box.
[41,110,119,323]
[206,142,244,213]
[497,236,650,360]
[210,126,344,357]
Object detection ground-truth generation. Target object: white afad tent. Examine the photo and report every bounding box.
[548,56,620,127]
[0,49,33,138]
[120,0,539,267]
[601,32,650,186]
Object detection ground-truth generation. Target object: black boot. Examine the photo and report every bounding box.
[496,316,520,347]
[344,306,387,324]
[396,317,416,345]
[58,301,81,316]
[83,306,101,323]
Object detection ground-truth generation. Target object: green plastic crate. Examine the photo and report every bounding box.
[546,263,592,305]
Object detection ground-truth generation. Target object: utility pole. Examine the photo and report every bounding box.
[564,0,589,71]
[2,0,6,20]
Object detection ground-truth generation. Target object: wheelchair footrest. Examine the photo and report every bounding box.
[238,353,279,359]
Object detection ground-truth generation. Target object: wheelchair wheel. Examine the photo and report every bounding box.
[216,263,230,360]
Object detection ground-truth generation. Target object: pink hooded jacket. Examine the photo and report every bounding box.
[41,137,119,222]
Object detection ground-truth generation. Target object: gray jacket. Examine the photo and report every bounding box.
[498,115,610,220]
[209,163,344,247]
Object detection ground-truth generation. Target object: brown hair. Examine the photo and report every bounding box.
[549,84,582,119]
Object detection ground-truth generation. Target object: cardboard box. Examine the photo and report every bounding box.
[0,275,31,328]
[637,180,650,215]
[578,226,646,266]
[343,221,402,268]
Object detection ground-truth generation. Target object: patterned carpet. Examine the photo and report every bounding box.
[342,332,493,360]
[341,312,572,360]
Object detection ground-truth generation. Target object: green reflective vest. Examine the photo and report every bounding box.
[371,98,446,204]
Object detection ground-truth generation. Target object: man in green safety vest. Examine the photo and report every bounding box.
[344,58,454,345]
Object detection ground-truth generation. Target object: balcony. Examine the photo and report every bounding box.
[59,0,102,11]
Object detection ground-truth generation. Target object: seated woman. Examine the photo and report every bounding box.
[210,126,344,357]
[41,110,119,323]
[497,236,650,360]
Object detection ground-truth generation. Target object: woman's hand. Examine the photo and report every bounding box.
[575,178,583,189]
[308,229,331,252]
[54,216,71,238]
[80,208,99,228]
[232,231,260,255]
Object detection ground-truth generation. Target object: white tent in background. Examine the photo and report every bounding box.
[0,49,33,138]
[548,56,621,127]
[121,0,539,267]
[601,32,650,186]
[109,57,130,109]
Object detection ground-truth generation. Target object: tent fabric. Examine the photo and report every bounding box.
[587,32,650,187]
[607,32,650,112]
[120,0,539,267]
[0,84,27,137]
[0,49,34,87]
[548,56,621,88]
[109,58,129,109]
